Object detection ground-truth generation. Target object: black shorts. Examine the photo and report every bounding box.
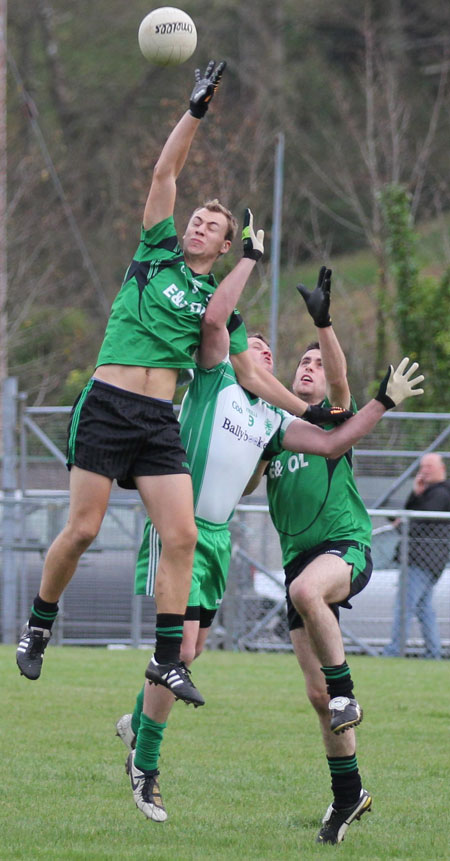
[184,605,217,628]
[284,540,373,631]
[66,379,190,489]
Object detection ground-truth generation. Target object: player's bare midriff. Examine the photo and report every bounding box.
[94,365,179,400]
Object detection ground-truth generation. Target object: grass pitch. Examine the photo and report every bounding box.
[1,647,448,860]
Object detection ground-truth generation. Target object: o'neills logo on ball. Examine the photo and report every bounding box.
[155,21,194,34]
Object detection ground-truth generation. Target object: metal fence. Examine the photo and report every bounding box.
[0,493,151,646]
[1,381,449,656]
[221,506,450,659]
[7,387,450,498]
[1,494,449,657]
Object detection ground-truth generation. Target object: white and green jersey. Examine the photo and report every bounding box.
[180,359,297,525]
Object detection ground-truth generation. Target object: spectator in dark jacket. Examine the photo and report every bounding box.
[384,453,450,659]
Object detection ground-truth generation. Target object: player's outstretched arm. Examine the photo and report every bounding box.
[199,208,264,368]
[231,353,352,422]
[282,357,424,457]
[297,266,350,408]
[143,60,226,230]
[297,265,332,329]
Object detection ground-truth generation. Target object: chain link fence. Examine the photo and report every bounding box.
[16,404,450,500]
[1,389,449,656]
[0,494,154,645]
[1,495,449,657]
[215,505,450,659]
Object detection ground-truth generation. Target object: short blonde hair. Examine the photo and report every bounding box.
[194,199,238,242]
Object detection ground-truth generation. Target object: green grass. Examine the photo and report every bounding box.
[1,648,449,860]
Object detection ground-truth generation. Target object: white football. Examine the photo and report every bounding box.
[138,7,197,67]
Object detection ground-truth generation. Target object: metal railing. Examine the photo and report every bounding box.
[1,379,449,655]
[220,505,450,658]
[1,495,449,657]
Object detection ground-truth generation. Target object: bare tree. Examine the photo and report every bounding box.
[284,3,449,378]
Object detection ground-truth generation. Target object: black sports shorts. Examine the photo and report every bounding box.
[283,539,373,631]
[184,605,217,628]
[66,378,190,489]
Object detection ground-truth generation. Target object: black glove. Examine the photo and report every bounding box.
[242,208,264,261]
[302,404,353,425]
[189,60,226,119]
[296,266,332,327]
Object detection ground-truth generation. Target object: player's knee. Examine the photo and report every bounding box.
[180,633,206,664]
[289,579,314,615]
[163,521,197,557]
[180,642,196,665]
[194,641,205,660]
[307,684,329,716]
[65,519,100,551]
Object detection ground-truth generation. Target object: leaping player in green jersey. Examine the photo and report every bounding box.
[246,267,414,844]
[16,62,337,707]
[116,240,424,823]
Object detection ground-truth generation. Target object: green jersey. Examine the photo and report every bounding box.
[265,398,372,567]
[96,216,247,369]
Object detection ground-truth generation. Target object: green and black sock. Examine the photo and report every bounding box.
[29,594,59,631]
[154,613,184,664]
[321,661,354,699]
[327,754,362,809]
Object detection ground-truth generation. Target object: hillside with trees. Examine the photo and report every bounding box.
[5,0,450,408]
